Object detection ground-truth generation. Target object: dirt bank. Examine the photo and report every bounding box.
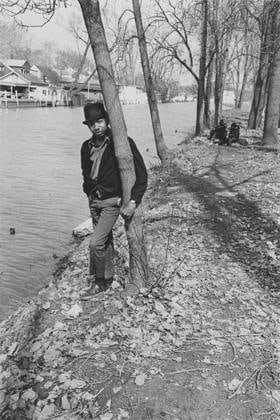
[0,122,279,419]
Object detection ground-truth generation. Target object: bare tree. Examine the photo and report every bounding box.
[203,40,214,128]
[0,19,28,58]
[132,0,168,163]
[263,1,280,147]
[227,8,256,111]
[209,0,239,125]
[195,0,208,135]
[78,0,148,289]
[151,0,200,86]
[248,0,276,129]
[151,0,240,128]
[1,0,149,289]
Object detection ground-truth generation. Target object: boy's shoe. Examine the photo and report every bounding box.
[80,283,101,300]
[80,277,113,300]
[104,277,113,288]
[95,277,114,291]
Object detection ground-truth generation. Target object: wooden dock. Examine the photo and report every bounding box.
[0,99,68,108]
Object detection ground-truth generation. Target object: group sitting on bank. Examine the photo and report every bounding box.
[209,120,240,146]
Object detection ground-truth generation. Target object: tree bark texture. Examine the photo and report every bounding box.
[237,59,249,109]
[248,2,274,128]
[263,3,280,147]
[204,56,213,128]
[203,37,215,128]
[214,46,227,126]
[78,0,148,288]
[132,0,168,163]
[195,0,208,136]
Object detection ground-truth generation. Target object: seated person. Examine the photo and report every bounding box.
[228,122,240,145]
[209,119,228,145]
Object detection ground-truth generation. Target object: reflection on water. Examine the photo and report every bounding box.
[0,103,196,320]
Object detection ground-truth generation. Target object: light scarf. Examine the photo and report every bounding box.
[89,136,109,180]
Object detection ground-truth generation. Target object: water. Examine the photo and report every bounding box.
[0,102,196,320]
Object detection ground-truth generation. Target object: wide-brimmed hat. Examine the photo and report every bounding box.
[83,102,108,125]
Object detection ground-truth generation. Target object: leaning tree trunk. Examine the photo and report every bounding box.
[237,57,249,109]
[233,57,241,109]
[78,0,148,289]
[195,0,208,136]
[263,5,280,147]
[132,0,168,164]
[69,41,91,98]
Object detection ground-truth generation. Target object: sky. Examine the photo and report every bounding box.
[1,0,194,86]
[30,4,79,49]
[4,1,81,50]
[2,0,127,50]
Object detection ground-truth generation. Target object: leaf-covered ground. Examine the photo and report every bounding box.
[0,122,280,419]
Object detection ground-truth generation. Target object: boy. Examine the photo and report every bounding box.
[80,102,148,296]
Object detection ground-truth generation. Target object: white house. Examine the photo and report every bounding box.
[0,59,48,100]
[30,64,44,80]
[118,85,147,105]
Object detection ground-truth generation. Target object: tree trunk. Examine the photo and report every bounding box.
[237,62,249,109]
[195,0,208,136]
[132,0,168,163]
[69,41,91,97]
[78,0,148,289]
[233,58,241,109]
[214,46,227,126]
[248,2,274,128]
[204,54,214,128]
[263,4,280,147]
[237,8,250,109]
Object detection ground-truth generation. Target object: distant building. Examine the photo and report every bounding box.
[30,64,44,80]
[118,85,147,105]
[4,59,31,75]
[0,59,48,100]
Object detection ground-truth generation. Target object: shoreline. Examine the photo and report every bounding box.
[1,121,280,418]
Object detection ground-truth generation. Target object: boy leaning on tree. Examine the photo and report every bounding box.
[80,102,148,298]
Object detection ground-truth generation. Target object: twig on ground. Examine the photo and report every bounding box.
[72,352,96,373]
[166,368,212,375]
[228,359,276,399]
[256,410,278,418]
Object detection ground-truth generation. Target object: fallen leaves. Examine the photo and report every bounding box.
[1,132,280,419]
[65,303,83,318]
[134,372,147,386]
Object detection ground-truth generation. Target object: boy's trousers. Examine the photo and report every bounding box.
[88,195,120,279]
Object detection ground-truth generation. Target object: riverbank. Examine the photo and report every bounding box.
[1,121,280,419]
[0,102,195,320]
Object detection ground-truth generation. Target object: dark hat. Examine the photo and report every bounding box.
[83,102,108,125]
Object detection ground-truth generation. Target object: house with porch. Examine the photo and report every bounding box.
[0,59,70,106]
[0,59,48,100]
[0,59,103,107]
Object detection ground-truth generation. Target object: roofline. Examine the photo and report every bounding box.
[0,71,13,80]
[0,60,48,86]
[0,60,30,83]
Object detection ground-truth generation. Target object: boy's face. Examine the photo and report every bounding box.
[88,118,107,137]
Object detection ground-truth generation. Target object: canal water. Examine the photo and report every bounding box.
[0,102,196,320]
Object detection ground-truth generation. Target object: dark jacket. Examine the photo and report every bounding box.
[81,130,148,206]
